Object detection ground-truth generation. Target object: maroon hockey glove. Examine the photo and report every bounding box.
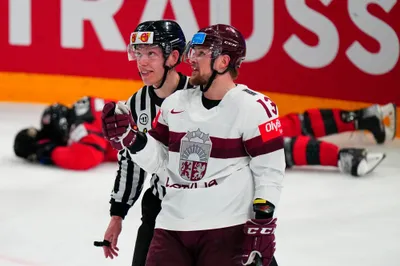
[242,218,277,266]
[101,102,138,150]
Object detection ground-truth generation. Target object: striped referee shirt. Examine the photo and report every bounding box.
[109,73,192,218]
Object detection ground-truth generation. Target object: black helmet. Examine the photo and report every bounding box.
[128,20,186,61]
[127,20,186,89]
[40,103,71,144]
[14,127,39,160]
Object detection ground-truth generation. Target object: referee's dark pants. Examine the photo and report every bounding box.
[132,188,162,266]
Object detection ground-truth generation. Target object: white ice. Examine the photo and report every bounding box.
[0,103,399,266]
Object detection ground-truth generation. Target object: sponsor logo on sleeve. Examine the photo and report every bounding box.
[258,117,283,142]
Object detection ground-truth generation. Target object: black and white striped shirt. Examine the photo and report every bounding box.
[110,73,192,218]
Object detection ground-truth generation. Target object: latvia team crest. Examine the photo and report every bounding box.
[179,129,212,181]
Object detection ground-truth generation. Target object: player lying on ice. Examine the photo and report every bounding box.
[12,96,396,175]
[13,97,118,170]
[281,103,396,176]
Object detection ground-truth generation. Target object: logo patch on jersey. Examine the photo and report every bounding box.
[171,109,184,114]
[138,113,149,125]
[258,118,283,142]
[179,129,212,181]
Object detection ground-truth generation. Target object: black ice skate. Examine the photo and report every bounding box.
[343,103,397,144]
[338,148,386,177]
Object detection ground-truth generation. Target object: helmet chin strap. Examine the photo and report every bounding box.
[153,51,180,90]
[153,65,171,90]
[201,70,217,92]
[201,58,230,92]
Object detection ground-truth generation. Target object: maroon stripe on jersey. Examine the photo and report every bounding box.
[209,137,247,158]
[168,132,186,152]
[244,135,284,157]
[149,123,169,146]
[168,132,248,158]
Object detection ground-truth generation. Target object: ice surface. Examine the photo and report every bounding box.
[0,103,399,266]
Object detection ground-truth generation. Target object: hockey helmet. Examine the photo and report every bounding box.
[13,127,39,160]
[40,103,71,144]
[127,20,186,63]
[183,24,246,69]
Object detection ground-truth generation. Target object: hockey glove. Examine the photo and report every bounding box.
[34,139,57,165]
[101,101,138,151]
[242,218,277,266]
[14,128,56,164]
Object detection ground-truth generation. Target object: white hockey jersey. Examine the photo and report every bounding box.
[129,84,285,231]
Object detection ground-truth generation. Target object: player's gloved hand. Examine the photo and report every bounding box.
[101,101,138,150]
[242,218,277,266]
[34,139,57,165]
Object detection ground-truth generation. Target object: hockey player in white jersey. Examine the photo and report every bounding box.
[102,24,285,266]
[97,20,191,265]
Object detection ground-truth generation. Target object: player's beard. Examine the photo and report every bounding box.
[190,70,209,86]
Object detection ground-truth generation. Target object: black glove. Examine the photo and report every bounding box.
[14,127,57,165]
[35,140,57,165]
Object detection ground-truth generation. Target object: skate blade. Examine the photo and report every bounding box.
[357,153,386,176]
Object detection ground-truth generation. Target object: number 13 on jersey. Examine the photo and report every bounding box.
[257,97,283,142]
